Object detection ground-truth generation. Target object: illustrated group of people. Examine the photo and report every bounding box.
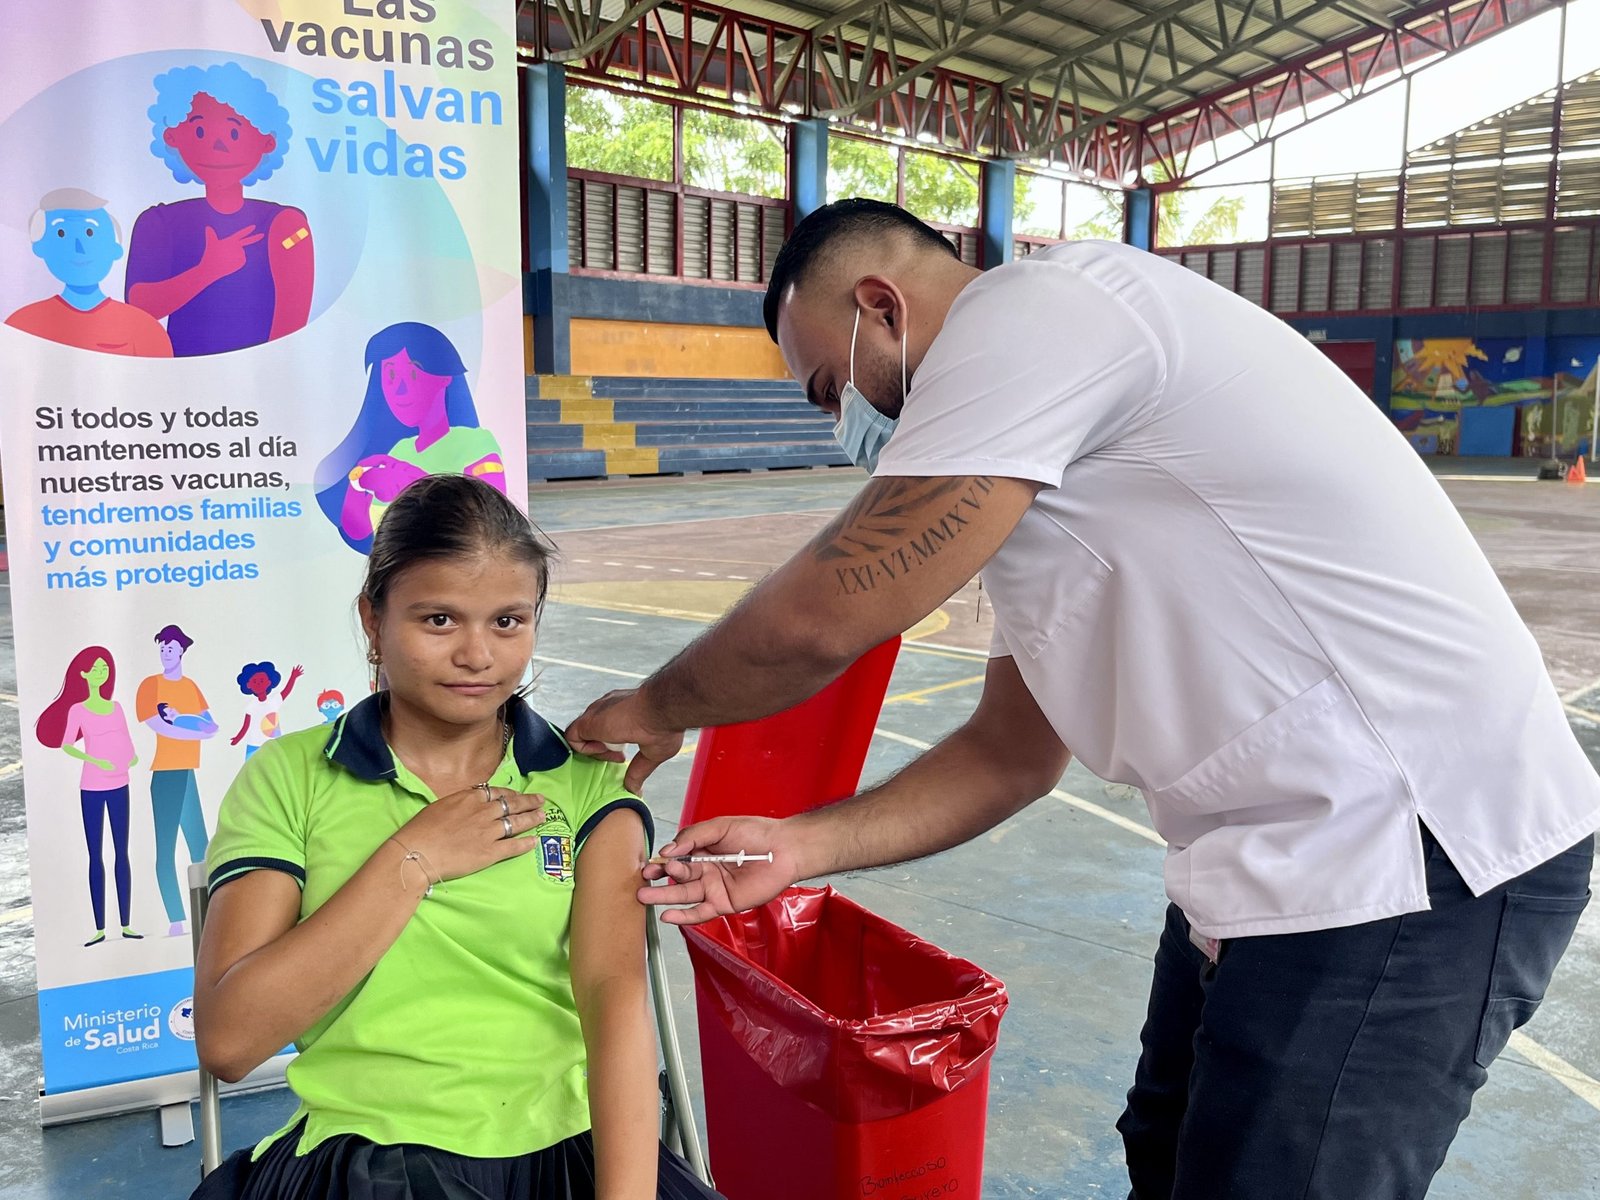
[5,61,509,553]
[11,53,1598,1200]
[35,627,327,946]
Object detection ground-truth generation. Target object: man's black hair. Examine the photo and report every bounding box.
[762,198,960,341]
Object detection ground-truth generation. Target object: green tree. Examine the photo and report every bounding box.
[566,87,790,197]
[565,87,673,181]
[1069,185,1126,240]
[682,107,786,196]
[1014,173,1126,243]
[827,140,982,225]
[903,150,980,224]
[827,137,898,204]
[1149,162,1246,247]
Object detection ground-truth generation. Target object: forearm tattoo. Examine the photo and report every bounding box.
[813,476,996,597]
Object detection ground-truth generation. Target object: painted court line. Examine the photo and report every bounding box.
[881,674,986,705]
[550,509,837,536]
[905,639,988,659]
[1562,676,1600,704]
[0,905,32,927]
[555,594,991,668]
[533,655,645,680]
[1507,1031,1600,1112]
[1433,474,1541,483]
[585,617,638,627]
[0,761,22,781]
[868,729,1164,845]
[867,728,1599,1107]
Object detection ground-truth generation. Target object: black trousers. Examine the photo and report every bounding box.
[1117,828,1594,1199]
[191,1122,724,1200]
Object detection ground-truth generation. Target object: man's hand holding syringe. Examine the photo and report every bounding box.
[640,816,818,925]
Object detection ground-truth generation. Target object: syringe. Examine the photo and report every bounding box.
[648,851,774,867]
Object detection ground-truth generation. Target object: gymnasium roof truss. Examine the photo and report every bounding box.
[517,0,1565,187]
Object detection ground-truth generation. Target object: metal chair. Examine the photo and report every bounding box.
[186,863,711,1185]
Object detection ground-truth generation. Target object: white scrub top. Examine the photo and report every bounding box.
[873,241,1600,939]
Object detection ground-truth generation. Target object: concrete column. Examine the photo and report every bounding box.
[1124,187,1155,251]
[523,62,570,374]
[981,157,1016,268]
[790,118,829,223]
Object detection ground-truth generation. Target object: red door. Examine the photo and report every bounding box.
[1316,340,1377,398]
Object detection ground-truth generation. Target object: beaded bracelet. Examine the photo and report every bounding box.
[388,835,445,898]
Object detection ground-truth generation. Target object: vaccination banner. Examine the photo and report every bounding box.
[0,1,526,1112]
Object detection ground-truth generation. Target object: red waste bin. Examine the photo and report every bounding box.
[683,886,1008,1200]
[679,637,901,827]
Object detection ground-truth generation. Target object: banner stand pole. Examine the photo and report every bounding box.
[160,1101,195,1148]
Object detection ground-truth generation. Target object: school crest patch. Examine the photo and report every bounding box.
[536,801,574,883]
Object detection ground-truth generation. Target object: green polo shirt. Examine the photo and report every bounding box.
[205,692,651,1160]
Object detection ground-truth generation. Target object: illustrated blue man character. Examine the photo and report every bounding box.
[5,188,173,356]
[316,689,346,724]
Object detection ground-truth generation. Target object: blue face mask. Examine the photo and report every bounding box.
[834,307,906,474]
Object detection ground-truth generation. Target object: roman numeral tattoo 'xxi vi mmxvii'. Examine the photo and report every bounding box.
[812,476,996,597]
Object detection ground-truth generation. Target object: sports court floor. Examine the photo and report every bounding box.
[1,463,1597,1198]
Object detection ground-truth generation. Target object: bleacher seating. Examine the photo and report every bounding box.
[526,376,849,481]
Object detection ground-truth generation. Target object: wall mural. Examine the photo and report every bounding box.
[1390,336,1597,458]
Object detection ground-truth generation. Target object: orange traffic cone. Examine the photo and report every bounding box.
[1568,456,1588,486]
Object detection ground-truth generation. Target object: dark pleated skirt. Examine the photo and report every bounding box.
[189,1122,723,1200]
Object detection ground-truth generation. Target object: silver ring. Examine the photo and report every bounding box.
[477,782,492,799]
[498,796,510,818]
[500,814,514,839]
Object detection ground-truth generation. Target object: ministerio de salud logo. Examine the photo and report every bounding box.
[168,997,196,1042]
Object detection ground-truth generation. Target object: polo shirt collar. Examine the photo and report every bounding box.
[325,692,571,781]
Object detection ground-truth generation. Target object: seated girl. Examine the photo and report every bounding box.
[191,474,720,1200]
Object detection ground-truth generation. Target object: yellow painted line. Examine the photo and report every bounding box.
[559,397,613,424]
[0,692,16,704]
[582,422,638,450]
[553,592,955,649]
[604,446,659,476]
[1508,1031,1600,1113]
[896,643,993,664]
[1565,704,1600,725]
[539,375,595,400]
[902,639,987,658]
[0,905,32,926]
[556,596,726,622]
[882,674,986,705]
[0,761,21,781]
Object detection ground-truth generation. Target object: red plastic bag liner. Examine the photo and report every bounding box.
[680,637,901,827]
[683,886,1008,1200]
